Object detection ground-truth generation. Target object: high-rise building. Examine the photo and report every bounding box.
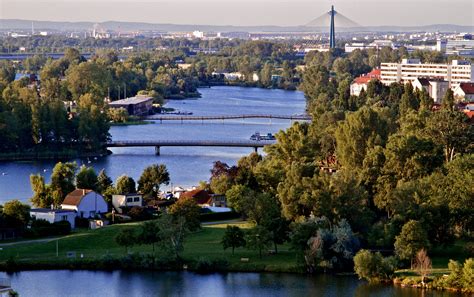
[380,59,474,87]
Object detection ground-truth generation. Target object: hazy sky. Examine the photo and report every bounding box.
[1,0,473,27]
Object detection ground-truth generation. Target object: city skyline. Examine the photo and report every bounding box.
[0,0,472,27]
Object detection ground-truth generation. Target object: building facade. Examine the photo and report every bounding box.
[108,95,154,116]
[380,59,474,87]
[350,69,382,96]
[411,78,450,104]
[112,194,143,213]
[30,208,76,229]
[453,82,474,102]
[61,189,108,218]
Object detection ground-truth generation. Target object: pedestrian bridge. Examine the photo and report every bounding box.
[146,114,311,123]
[106,140,276,155]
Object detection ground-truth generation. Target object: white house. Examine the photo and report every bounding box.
[453,82,474,102]
[112,193,143,213]
[411,78,450,103]
[61,189,108,218]
[350,69,382,96]
[30,208,76,229]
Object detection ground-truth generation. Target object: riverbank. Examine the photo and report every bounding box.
[0,221,303,274]
[0,149,109,162]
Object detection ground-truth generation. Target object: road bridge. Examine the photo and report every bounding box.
[106,139,276,155]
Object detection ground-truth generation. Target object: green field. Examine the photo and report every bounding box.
[0,221,303,272]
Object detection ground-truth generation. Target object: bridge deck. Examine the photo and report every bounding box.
[146,114,311,121]
[106,140,276,148]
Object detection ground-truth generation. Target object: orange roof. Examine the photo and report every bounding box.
[180,189,211,205]
[62,189,93,206]
[459,83,474,95]
[353,69,381,85]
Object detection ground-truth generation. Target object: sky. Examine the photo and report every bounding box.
[0,0,473,27]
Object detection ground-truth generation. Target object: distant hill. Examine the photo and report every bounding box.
[0,19,472,33]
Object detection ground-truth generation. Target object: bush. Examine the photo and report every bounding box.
[25,219,71,238]
[128,206,153,222]
[354,249,397,282]
[193,257,229,273]
[75,217,90,228]
[199,211,240,222]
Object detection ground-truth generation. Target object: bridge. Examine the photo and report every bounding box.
[106,139,276,155]
[146,114,312,123]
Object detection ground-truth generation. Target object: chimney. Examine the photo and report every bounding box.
[83,189,86,195]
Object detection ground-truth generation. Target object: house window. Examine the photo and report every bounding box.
[126,198,133,203]
[90,211,96,218]
[61,215,68,221]
[133,197,140,202]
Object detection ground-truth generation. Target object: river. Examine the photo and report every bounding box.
[0,270,459,297]
[0,86,306,204]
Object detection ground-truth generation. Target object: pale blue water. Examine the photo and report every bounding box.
[0,270,458,297]
[0,87,305,204]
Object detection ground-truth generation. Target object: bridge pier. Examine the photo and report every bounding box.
[155,146,160,156]
[254,147,258,153]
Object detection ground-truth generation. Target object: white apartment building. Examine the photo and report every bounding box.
[380,59,474,87]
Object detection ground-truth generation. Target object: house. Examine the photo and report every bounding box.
[61,189,108,218]
[350,69,381,96]
[412,78,450,103]
[108,95,154,116]
[453,82,474,102]
[180,189,227,207]
[30,208,76,229]
[112,193,143,214]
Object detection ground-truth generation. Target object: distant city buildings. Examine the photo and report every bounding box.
[380,59,474,87]
[437,33,474,57]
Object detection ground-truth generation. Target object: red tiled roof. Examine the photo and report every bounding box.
[62,189,93,206]
[460,83,474,95]
[353,69,381,84]
[180,189,211,205]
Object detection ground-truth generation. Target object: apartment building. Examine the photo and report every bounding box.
[380,59,474,87]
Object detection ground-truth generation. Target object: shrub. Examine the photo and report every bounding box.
[354,249,397,282]
[194,257,229,273]
[75,217,90,228]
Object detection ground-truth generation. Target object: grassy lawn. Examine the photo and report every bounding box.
[0,221,302,272]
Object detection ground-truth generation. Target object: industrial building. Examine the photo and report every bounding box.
[108,95,154,116]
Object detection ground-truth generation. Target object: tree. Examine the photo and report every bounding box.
[414,249,432,285]
[442,88,455,111]
[115,228,136,253]
[97,169,113,193]
[30,174,52,208]
[50,162,77,205]
[137,164,170,199]
[394,220,429,267]
[156,213,187,260]
[168,197,201,231]
[425,110,473,163]
[221,225,246,255]
[335,107,390,169]
[115,175,136,194]
[75,165,98,190]
[245,226,272,259]
[137,220,161,252]
[3,200,30,227]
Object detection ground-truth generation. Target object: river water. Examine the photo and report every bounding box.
[0,270,459,297]
[0,86,305,204]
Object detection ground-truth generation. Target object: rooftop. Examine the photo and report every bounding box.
[109,95,153,106]
[30,208,75,214]
[459,82,474,95]
[62,189,93,206]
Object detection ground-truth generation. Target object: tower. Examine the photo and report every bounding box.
[329,5,336,49]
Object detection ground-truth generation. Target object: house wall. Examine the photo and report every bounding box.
[112,194,142,213]
[62,192,108,218]
[30,211,76,229]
